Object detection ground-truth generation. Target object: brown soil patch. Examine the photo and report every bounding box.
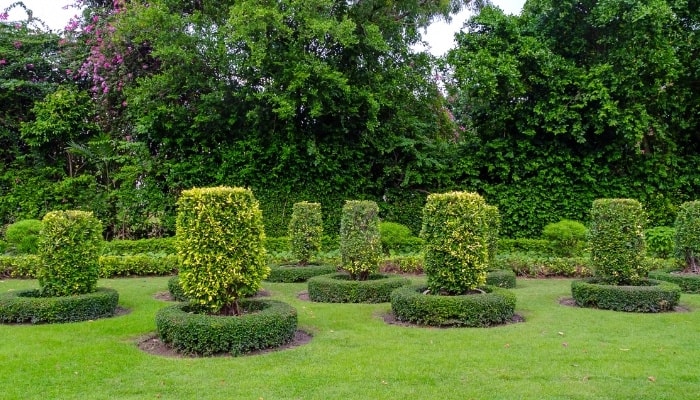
[136,329,312,358]
[559,297,692,312]
[379,311,524,328]
[114,306,131,317]
[297,291,310,301]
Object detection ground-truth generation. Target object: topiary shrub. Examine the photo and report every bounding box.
[0,288,119,324]
[98,254,179,277]
[4,219,43,255]
[38,211,103,297]
[589,199,647,285]
[167,275,188,301]
[390,284,516,327]
[288,202,323,265]
[340,200,382,280]
[542,219,588,257]
[379,221,424,255]
[674,201,700,272]
[156,299,297,356]
[645,226,675,259]
[176,187,269,315]
[571,278,680,312]
[266,264,337,283]
[486,269,516,288]
[649,270,700,293]
[421,191,491,294]
[307,272,409,303]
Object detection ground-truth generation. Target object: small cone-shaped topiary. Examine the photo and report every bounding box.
[176,186,268,315]
[340,200,382,281]
[38,210,103,297]
[675,200,700,273]
[288,201,323,265]
[421,191,492,295]
[589,198,647,285]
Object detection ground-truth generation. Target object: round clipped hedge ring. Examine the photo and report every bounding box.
[571,278,681,312]
[648,270,700,294]
[266,264,338,283]
[390,284,516,327]
[307,272,410,303]
[486,269,517,288]
[0,287,119,324]
[155,299,298,356]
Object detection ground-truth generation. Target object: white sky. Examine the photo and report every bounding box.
[1,0,526,56]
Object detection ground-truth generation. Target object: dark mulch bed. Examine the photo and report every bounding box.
[297,291,310,301]
[379,311,525,328]
[137,329,312,358]
[558,297,691,312]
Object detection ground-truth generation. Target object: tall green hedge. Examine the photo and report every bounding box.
[288,202,323,265]
[339,200,382,280]
[176,187,268,315]
[590,199,647,285]
[674,201,700,271]
[484,205,500,265]
[38,210,103,297]
[421,191,492,294]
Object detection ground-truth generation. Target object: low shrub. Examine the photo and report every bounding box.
[4,219,43,255]
[307,273,409,303]
[155,299,297,356]
[649,270,700,294]
[0,287,119,324]
[571,278,680,312]
[99,254,178,277]
[380,254,424,274]
[289,202,323,264]
[542,219,587,257]
[486,270,516,288]
[675,201,700,271]
[264,237,290,253]
[494,254,594,278]
[167,275,188,301]
[102,237,176,255]
[340,201,382,280]
[645,227,675,259]
[497,238,551,255]
[390,284,516,327]
[379,222,424,255]
[0,255,39,278]
[266,264,337,283]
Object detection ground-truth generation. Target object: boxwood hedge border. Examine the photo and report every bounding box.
[571,278,681,312]
[0,287,119,324]
[155,299,298,356]
[390,284,516,327]
[307,272,410,303]
[648,270,700,294]
[266,264,338,283]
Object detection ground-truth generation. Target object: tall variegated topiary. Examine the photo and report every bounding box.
[340,200,382,281]
[590,199,647,285]
[675,201,700,272]
[38,210,103,296]
[288,201,323,265]
[421,191,491,294]
[176,187,268,315]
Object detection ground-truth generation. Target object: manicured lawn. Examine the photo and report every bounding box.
[1,276,698,399]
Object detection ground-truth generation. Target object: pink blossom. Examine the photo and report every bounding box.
[13,41,22,49]
[26,63,34,69]
[0,59,6,65]
[0,12,8,20]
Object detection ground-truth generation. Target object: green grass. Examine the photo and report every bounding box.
[1,276,699,399]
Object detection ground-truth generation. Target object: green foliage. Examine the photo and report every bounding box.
[380,253,425,274]
[102,237,176,255]
[494,254,594,278]
[176,187,268,315]
[167,275,188,302]
[484,205,501,264]
[0,287,119,324]
[645,226,676,259]
[340,200,382,280]
[485,269,516,288]
[589,199,647,285]
[571,278,680,313]
[307,273,409,303]
[497,238,552,255]
[263,237,290,253]
[4,219,42,255]
[155,299,298,356]
[0,254,39,278]
[265,264,337,283]
[379,221,424,255]
[542,219,587,257]
[649,270,700,294]
[38,210,103,296]
[674,201,700,271]
[421,191,491,294]
[98,254,178,278]
[288,202,323,265]
[390,284,516,327]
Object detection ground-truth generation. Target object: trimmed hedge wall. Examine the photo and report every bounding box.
[102,237,176,255]
[307,273,410,303]
[571,278,680,312]
[99,254,178,277]
[155,299,298,356]
[0,287,119,324]
[498,238,551,255]
[266,264,337,283]
[390,284,516,327]
[486,269,516,288]
[649,270,700,294]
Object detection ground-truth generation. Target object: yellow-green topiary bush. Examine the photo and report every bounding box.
[288,201,323,265]
[176,187,268,315]
[340,200,382,280]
